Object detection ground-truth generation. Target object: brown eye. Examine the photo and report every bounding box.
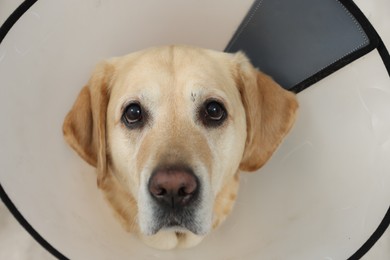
[122,103,144,128]
[200,100,227,127]
[206,101,224,120]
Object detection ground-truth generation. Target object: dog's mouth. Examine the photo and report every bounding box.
[166,219,181,228]
[148,208,201,235]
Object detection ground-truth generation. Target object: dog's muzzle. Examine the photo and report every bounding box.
[147,165,202,234]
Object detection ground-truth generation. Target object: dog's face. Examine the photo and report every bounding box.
[63,46,298,249]
[107,47,248,238]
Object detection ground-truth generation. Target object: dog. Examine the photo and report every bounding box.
[62,45,298,250]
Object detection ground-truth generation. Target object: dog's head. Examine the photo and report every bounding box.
[63,46,298,249]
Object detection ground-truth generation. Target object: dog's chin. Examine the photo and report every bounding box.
[159,225,193,235]
[139,226,206,250]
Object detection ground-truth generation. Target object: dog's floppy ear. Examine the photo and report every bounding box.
[233,52,298,172]
[63,62,114,185]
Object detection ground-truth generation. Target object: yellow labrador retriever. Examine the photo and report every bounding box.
[63,45,298,250]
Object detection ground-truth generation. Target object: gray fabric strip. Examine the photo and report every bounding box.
[226,0,369,89]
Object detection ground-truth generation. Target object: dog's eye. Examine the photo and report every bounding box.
[200,100,227,127]
[206,101,224,120]
[122,103,144,128]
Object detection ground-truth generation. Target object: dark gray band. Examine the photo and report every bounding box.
[226,0,370,90]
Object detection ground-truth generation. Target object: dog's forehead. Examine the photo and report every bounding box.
[111,46,236,97]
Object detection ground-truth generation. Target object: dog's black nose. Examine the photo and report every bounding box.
[148,167,199,209]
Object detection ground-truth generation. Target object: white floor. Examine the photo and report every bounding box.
[1,201,388,259]
[0,3,53,259]
[0,202,54,260]
[0,1,389,259]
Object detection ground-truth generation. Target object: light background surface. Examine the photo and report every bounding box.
[0,0,389,259]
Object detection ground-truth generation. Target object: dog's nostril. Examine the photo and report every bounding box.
[178,187,187,197]
[156,188,167,196]
[178,183,196,197]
